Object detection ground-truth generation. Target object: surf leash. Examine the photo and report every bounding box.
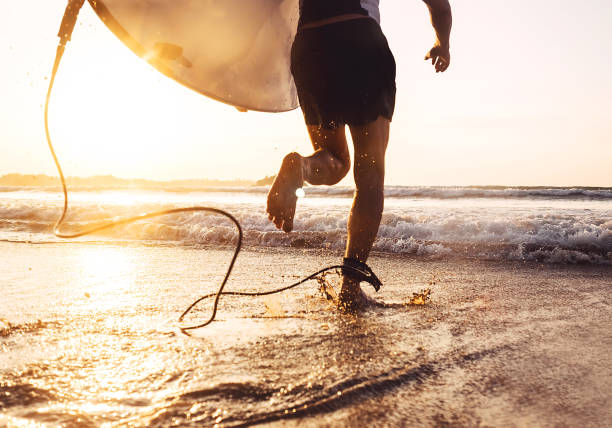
[45,0,383,333]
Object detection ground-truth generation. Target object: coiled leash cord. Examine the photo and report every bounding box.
[46,0,383,333]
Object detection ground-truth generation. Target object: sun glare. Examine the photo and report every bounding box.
[46,6,232,180]
[94,191,141,206]
[77,246,135,296]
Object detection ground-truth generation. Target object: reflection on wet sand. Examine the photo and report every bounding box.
[1,242,611,426]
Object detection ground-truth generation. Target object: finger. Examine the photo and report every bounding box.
[440,58,449,72]
[434,57,442,71]
[436,57,447,72]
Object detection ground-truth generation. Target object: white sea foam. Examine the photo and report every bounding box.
[1,187,610,264]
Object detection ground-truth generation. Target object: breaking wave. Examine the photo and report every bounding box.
[1,187,610,265]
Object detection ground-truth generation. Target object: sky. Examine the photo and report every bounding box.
[1,0,611,186]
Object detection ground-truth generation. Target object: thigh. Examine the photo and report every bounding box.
[349,117,390,162]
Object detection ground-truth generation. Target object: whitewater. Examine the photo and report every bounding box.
[1,185,610,264]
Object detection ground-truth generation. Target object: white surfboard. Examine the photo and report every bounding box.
[88,0,300,112]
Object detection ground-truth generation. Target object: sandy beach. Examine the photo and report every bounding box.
[1,240,610,427]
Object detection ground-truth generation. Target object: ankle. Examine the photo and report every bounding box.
[283,152,302,166]
[281,152,304,187]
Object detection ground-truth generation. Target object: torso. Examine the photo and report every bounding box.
[298,0,380,28]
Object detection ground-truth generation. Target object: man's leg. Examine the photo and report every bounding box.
[267,125,351,232]
[339,116,390,305]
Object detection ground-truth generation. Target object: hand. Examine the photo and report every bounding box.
[425,44,450,73]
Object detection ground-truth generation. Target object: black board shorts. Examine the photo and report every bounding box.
[291,18,396,129]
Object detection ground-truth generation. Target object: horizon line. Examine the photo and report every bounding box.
[0,173,609,190]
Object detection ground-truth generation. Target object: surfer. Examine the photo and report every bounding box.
[267,0,452,308]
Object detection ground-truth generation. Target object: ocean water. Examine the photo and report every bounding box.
[2,185,611,426]
[1,185,611,264]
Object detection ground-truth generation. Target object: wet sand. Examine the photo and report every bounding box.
[1,241,611,426]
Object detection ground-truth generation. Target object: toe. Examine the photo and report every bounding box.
[282,217,293,233]
[282,206,296,233]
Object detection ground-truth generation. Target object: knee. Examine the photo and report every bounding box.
[322,152,351,185]
[354,152,385,190]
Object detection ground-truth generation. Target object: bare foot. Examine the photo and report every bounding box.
[337,278,382,312]
[267,152,304,233]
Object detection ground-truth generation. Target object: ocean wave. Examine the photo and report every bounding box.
[0,319,60,338]
[302,186,612,200]
[1,197,610,265]
[389,186,612,200]
[2,185,611,200]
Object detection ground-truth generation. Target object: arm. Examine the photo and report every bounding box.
[422,0,452,72]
